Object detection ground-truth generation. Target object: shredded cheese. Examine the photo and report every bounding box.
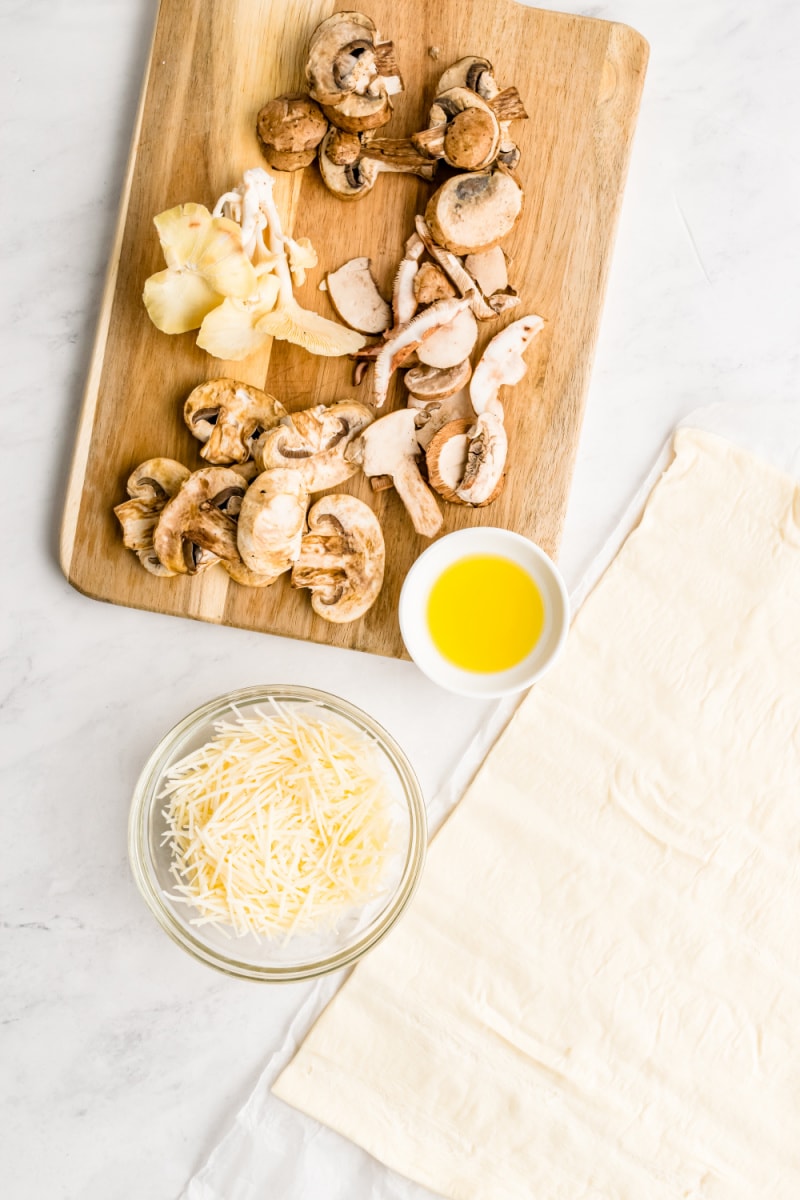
[161,702,395,940]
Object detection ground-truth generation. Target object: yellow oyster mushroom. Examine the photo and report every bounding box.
[143,203,258,335]
[196,273,281,361]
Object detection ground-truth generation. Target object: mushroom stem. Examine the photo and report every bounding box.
[359,138,437,172]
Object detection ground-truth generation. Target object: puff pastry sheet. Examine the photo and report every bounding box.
[274,430,800,1200]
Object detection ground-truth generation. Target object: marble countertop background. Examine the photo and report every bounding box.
[2,1,798,1197]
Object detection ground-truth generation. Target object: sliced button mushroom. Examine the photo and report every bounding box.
[416,305,478,370]
[318,128,436,200]
[113,458,192,576]
[184,379,286,464]
[255,94,328,171]
[413,87,500,171]
[425,171,524,255]
[346,409,442,538]
[237,469,309,577]
[426,414,507,506]
[326,257,391,333]
[292,494,385,623]
[471,313,545,416]
[253,400,373,491]
[405,359,472,402]
[153,467,247,575]
[372,296,471,408]
[392,232,424,327]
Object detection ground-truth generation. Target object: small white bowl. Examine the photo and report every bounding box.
[399,528,569,698]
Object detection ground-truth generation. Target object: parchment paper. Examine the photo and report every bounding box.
[183,401,800,1200]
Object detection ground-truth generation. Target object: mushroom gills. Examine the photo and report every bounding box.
[184,379,286,464]
[291,494,385,622]
[253,400,373,491]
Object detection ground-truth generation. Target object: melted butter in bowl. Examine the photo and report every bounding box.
[400,529,569,697]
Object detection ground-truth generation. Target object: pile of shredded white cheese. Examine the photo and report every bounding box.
[161,702,395,940]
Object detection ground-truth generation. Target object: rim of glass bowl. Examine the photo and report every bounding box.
[128,684,427,982]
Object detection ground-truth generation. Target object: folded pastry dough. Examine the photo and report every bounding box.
[274,430,800,1200]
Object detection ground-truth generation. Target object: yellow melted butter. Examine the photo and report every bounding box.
[427,554,545,673]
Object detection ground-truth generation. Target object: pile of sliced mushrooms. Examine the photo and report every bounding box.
[118,12,546,624]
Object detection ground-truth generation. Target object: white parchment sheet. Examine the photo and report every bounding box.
[183,401,800,1200]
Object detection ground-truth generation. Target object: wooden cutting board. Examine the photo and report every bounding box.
[60,0,648,659]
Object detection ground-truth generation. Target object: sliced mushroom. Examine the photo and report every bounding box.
[253,400,373,491]
[326,257,391,333]
[237,469,308,577]
[113,458,192,576]
[292,494,385,622]
[392,232,424,327]
[464,246,508,295]
[413,87,500,171]
[425,171,524,255]
[184,380,286,464]
[405,359,472,401]
[408,387,476,449]
[346,409,442,538]
[372,296,471,408]
[255,94,328,171]
[153,467,247,575]
[413,263,456,306]
[414,215,496,321]
[426,414,506,506]
[416,305,478,369]
[318,128,436,200]
[306,12,402,131]
[471,313,545,416]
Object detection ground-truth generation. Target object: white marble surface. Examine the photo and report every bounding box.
[2,1,799,1197]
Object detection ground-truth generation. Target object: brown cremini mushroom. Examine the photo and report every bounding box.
[184,379,286,464]
[236,469,308,577]
[255,94,328,171]
[425,171,524,255]
[413,87,500,171]
[346,409,442,538]
[291,494,385,623]
[113,458,192,576]
[153,467,247,575]
[306,12,402,132]
[318,129,436,200]
[436,57,528,169]
[426,414,507,506]
[326,257,391,333]
[253,400,373,491]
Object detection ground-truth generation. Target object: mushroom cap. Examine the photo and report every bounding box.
[256,94,328,155]
[306,15,381,106]
[113,458,192,575]
[405,359,472,401]
[321,93,393,133]
[153,467,247,575]
[253,400,373,491]
[223,558,285,588]
[437,56,496,99]
[326,257,391,334]
[236,468,309,576]
[292,494,385,623]
[318,127,380,199]
[184,379,286,464]
[425,171,524,255]
[413,262,456,306]
[430,88,500,170]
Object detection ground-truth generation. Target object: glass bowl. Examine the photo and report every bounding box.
[128,684,427,982]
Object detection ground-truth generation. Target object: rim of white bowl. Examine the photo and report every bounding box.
[399,528,570,698]
[128,685,427,982]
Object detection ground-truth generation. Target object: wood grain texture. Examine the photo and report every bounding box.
[61,0,648,659]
